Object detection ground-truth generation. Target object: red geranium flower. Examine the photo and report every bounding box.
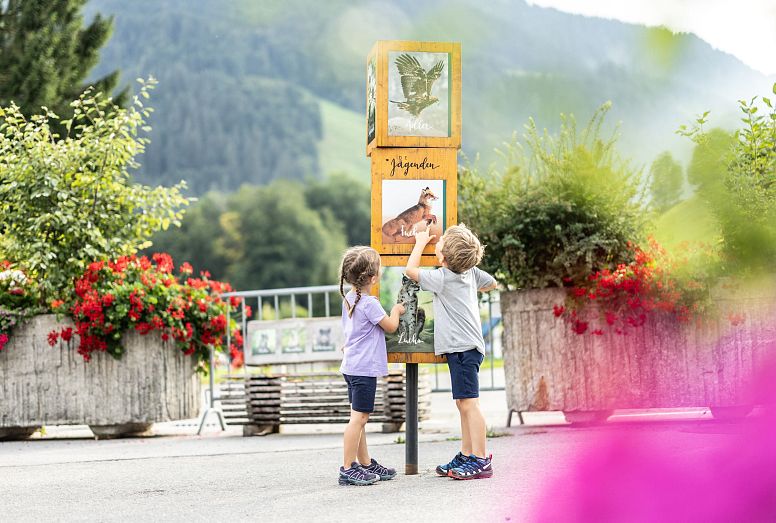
[60,327,73,342]
[571,320,588,335]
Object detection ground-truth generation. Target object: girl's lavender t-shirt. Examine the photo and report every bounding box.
[339,291,389,378]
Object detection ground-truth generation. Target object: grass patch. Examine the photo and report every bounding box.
[486,427,511,438]
[316,99,370,180]
[653,195,719,250]
[394,436,405,444]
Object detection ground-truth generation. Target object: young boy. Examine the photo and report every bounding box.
[405,224,498,480]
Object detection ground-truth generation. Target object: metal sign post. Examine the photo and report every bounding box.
[405,362,419,474]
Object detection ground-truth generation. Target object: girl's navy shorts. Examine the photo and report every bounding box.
[343,374,377,413]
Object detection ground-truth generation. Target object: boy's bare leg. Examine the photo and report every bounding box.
[357,426,371,465]
[459,398,487,457]
[457,399,473,455]
[343,410,369,468]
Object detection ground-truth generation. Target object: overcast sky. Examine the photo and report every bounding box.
[527,0,776,75]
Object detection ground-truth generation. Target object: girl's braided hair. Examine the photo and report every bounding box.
[339,246,381,318]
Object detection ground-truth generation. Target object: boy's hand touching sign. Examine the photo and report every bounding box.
[413,229,436,246]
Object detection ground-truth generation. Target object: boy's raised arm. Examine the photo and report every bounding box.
[405,230,435,282]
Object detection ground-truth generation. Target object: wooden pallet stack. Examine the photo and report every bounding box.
[237,370,429,434]
[383,371,431,424]
[217,376,251,426]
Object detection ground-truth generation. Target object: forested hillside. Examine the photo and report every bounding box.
[85,0,773,194]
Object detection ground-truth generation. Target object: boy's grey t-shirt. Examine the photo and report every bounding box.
[419,266,496,356]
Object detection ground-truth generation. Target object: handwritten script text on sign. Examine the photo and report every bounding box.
[387,156,440,177]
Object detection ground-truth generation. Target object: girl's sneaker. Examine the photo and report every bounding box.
[339,462,379,486]
[435,452,467,476]
[449,454,493,480]
[362,458,396,480]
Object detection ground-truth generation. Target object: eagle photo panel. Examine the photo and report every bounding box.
[366,41,460,153]
[387,51,450,138]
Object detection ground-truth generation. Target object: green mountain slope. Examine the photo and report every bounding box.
[653,195,719,249]
[84,0,774,194]
[316,99,369,180]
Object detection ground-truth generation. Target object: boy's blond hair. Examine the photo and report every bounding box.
[440,224,484,274]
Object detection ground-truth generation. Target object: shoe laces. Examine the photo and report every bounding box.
[447,452,465,469]
[367,460,389,474]
[456,456,484,474]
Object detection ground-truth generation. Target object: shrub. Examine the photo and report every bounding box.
[0,78,189,303]
[460,103,648,290]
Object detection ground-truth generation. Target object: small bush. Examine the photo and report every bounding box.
[460,103,648,290]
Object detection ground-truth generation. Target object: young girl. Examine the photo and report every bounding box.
[338,246,404,486]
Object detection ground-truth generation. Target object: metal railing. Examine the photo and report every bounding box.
[221,285,503,392]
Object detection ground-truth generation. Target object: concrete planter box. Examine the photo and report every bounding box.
[0,315,201,438]
[501,288,776,424]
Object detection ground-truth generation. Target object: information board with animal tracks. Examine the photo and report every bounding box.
[244,317,344,366]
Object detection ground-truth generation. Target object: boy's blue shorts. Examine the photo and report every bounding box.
[446,348,484,399]
[343,374,377,413]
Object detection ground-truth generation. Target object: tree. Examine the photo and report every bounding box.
[649,151,683,212]
[686,128,735,190]
[147,193,229,279]
[305,172,370,246]
[224,181,347,291]
[147,178,352,292]
[0,0,124,118]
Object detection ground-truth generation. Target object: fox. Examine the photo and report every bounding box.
[382,187,438,240]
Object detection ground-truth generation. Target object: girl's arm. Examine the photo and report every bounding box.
[378,303,405,333]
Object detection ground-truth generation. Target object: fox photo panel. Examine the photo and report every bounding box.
[366,40,461,155]
[371,147,457,256]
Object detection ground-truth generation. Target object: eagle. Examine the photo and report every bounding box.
[390,53,445,117]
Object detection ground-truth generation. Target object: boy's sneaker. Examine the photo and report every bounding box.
[435,452,468,477]
[338,462,379,486]
[449,454,493,480]
[362,458,396,480]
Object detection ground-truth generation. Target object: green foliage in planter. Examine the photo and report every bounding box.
[0,78,189,303]
[679,83,776,271]
[460,103,648,290]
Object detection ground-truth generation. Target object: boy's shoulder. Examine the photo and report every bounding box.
[420,266,473,292]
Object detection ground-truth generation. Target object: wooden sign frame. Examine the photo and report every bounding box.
[371,147,458,256]
[366,40,462,155]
